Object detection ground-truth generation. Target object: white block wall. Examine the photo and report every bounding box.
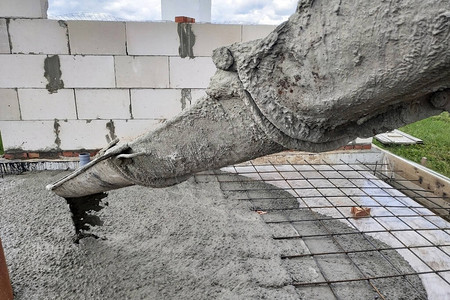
[0,19,10,53]
[0,12,276,152]
[9,19,68,54]
[115,56,170,88]
[0,0,48,19]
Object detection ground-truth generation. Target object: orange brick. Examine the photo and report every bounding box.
[351,207,371,218]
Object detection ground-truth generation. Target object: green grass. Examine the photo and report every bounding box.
[373,112,450,178]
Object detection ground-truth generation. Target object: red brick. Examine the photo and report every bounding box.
[39,152,61,159]
[62,151,77,157]
[175,16,195,23]
[28,152,40,159]
[9,152,28,159]
[3,154,13,160]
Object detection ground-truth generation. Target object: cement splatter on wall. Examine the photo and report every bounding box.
[177,23,195,58]
[44,55,64,93]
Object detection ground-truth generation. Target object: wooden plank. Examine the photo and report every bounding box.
[375,134,394,144]
[375,129,423,145]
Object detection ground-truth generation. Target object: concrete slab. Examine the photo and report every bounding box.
[131,89,182,119]
[115,56,170,88]
[0,0,48,18]
[59,55,115,88]
[67,21,126,55]
[18,89,76,120]
[75,89,131,120]
[0,89,20,121]
[126,22,179,56]
[0,55,47,88]
[0,120,57,151]
[169,57,216,88]
[0,19,10,54]
[9,19,68,54]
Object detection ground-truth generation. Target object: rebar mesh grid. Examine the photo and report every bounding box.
[196,158,450,300]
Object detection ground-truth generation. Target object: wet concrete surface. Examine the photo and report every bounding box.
[0,171,427,299]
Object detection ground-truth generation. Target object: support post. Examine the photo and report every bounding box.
[0,237,13,300]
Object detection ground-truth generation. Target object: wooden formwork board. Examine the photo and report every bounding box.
[383,151,449,200]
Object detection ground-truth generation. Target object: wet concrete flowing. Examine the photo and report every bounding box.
[64,193,108,243]
[0,171,426,299]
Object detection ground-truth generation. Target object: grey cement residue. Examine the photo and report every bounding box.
[212,47,234,71]
[180,88,192,110]
[105,120,117,144]
[5,19,12,53]
[57,20,71,54]
[0,171,426,299]
[53,119,61,148]
[129,89,133,119]
[177,23,195,58]
[44,55,64,93]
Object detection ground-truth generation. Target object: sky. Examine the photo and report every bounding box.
[47,0,298,25]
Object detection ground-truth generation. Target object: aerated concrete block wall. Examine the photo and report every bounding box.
[0,0,276,155]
